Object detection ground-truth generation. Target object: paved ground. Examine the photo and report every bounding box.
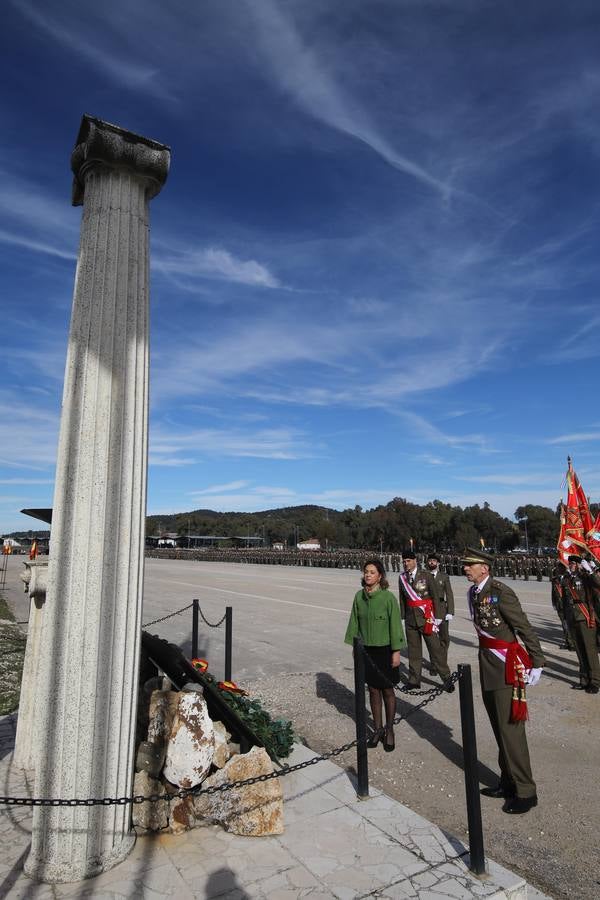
[3,555,598,898]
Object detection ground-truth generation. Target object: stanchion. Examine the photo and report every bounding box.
[191,598,199,659]
[458,663,486,876]
[225,606,233,681]
[353,636,369,799]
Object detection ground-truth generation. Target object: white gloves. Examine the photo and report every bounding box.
[526,668,543,686]
[445,613,453,621]
[581,559,597,573]
[434,618,443,626]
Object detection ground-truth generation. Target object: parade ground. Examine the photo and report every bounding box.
[3,556,598,898]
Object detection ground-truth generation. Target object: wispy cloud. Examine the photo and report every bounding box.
[0,229,76,261]
[155,246,280,288]
[11,1,174,101]
[547,432,600,445]
[244,0,452,197]
[456,472,557,487]
[150,425,316,464]
[191,480,250,495]
[0,478,54,485]
[0,399,59,470]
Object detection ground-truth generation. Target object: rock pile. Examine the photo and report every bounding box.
[132,679,283,837]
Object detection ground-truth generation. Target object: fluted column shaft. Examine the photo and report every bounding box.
[26,117,169,883]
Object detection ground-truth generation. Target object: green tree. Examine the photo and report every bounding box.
[514,505,560,548]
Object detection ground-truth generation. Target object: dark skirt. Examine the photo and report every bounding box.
[363,644,400,689]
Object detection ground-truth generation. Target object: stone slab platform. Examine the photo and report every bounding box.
[0,714,550,899]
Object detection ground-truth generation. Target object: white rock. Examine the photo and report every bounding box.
[163,692,214,788]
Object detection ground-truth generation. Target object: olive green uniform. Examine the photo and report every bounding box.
[430,568,454,671]
[471,577,545,799]
[398,568,450,685]
[561,570,600,689]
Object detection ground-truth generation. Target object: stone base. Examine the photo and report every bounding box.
[23,831,136,884]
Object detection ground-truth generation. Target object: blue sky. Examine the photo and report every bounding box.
[1,0,600,534]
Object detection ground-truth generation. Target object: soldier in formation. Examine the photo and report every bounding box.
[561,554,600,693]
[425,552,454,675]
[550,562,574,650]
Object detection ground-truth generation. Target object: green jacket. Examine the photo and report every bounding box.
[344,587,406,650]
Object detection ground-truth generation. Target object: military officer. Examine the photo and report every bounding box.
[462,548,545,814]
[550,562,574,650]
[562,555,600,693]
[426,551,454,674]
[398,549,453,690]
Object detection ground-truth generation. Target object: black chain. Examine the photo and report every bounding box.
[360,646,460,712]
[0,666,461,809]
[142,603,194,628]
[16,602,211,630]
[0,742,358,808]
[197,608,227,628]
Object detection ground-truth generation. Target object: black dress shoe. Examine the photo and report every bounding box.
[406,681,421,689]
[367,728,383,748]
[429,668,438,677]
[443,679,455,693]
[585,685,599,694]
[572,684,586,690]
[503,795,538,814]
[481,784,515,799]
[383,728,395,753]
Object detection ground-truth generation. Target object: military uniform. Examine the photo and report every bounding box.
[550,565,574,650]
[398,566,451,686]
[468,571,545,801]
[562,564,600,691]
[429,565,454,673]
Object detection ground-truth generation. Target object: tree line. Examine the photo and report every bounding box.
[146,498,569,552]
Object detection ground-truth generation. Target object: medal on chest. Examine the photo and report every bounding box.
[476,595,502,629]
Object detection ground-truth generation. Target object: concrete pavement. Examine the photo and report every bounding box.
[1,711,549,899]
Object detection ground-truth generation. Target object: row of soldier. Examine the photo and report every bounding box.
[148,546,557,579]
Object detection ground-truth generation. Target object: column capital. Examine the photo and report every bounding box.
[71,114,170,206]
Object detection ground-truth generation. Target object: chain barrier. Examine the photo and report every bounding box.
[0,659,461,809]
[197,608,227,628]
[142,603,194,628]
[0,741,359,808]
[359,646,460,726]
[14,602,219,630]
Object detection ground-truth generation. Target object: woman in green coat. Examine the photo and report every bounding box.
[345,558,406,751]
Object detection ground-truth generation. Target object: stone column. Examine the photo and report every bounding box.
[14,559,48,770]
[25,116,170,883]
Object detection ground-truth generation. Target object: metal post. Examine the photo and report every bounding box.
[225,606,233,681]
[192,598,199,659]
[353,636,369,799]
[458,664,486,876]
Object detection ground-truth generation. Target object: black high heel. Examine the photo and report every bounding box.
[367,727,383,749]
[383,727,395,752]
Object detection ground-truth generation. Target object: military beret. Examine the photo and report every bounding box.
[461,547,495,566]
[567,554,582,563]
[402,548,417,559]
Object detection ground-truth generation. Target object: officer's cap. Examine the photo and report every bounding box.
[402,548,417,559]
[567,554,582,563]
[461,547,495,566]
[427,551,440,561]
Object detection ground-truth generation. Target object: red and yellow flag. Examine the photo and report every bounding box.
[557,458,599,563]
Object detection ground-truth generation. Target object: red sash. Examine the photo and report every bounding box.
[477,630,531,722]
[565,582,597,628]
[400,573,438,635]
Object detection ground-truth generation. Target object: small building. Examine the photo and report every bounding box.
[297,537,321,551]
